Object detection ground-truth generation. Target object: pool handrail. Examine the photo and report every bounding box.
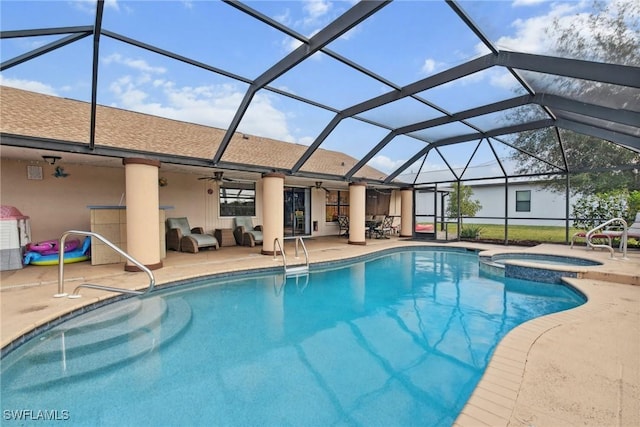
[273,237,309,277]
[54,230,156,298]
[585,218,628,259]
[294,236,309,268]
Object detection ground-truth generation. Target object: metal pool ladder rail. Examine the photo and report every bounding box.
[586,218,628,259]
[54,230,156,299]
[273,236,310,277]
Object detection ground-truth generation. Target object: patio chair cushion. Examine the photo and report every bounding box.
[166,217,192,236]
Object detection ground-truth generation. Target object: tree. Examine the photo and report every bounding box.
[509,0,640,194]
[447,182,482,223]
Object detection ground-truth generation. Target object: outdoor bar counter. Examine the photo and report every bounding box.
[88,205,173,265]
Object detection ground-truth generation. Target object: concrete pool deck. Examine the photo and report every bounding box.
[1,236,639,426]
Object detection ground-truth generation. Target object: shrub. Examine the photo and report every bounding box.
[460,225,482,239]
[572,189,639,229]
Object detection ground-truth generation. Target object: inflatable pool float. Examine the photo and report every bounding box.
[24,237,91,266]
[415,224,434,232]
[27,238,80,256]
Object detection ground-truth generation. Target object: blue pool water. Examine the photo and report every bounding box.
[1,249,584,426]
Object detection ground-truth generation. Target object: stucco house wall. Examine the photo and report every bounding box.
[0,158,269,243]
[1,157,369,244]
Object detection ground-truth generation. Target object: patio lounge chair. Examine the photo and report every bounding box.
[233,217,263,247]
[629,214,640,239]
[166,217,219,253]
[602,212,640,243]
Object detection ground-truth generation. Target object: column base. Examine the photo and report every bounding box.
[348,240,366,246]
[399,234,413,238]
[261,250,283,256]
[124,261,163,272]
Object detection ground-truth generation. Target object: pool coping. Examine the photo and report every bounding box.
[453,277,612,427]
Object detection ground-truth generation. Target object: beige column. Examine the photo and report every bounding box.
[400,187,413,238]
[123,158,162,271]
[348,182,367,245]
[261,172,285,256]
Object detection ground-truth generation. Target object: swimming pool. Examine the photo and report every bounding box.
[1,248,584,426]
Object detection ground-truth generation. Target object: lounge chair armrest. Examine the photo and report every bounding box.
[166,228,183,251]
[181,235,200,253]
[241,232,256,247]
[254,225,263,231]
[233,226,246,245]
[191,227,204,234]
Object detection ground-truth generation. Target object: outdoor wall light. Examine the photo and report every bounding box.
[42,155,61,165]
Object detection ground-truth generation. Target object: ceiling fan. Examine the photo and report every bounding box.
[198,171,229,182]
[315,181,330,192]
[198,171,255,184]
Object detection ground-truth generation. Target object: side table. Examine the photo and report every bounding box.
[214,228,237,247]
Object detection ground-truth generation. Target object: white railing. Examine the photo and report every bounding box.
[585,218,628,259]
[55,230,156,298]
[273,236,309,277]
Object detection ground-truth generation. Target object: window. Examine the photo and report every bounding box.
[515,190,531,212]
[219,182,255,217]
[325,190,349,221]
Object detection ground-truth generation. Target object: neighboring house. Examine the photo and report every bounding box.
[416,180,579,227]
[0,86,400,243]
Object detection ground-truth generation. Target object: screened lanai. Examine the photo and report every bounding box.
[1,0,639,228]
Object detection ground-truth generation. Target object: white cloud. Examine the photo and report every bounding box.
[0,76,57,96]
[303,0,332,23]
[240,93,295,142]
[298,136,316,146]
[71,0,119,13]
[104,0,119,11]
[512,0,548,6]
[104,58,297,143]
[488,68,522,91]
[421,58,437,74]
[369,155,406,174]
[103,53,166,75]
[486,1,589,55]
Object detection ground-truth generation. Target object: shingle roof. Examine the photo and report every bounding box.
[0,86,386,180]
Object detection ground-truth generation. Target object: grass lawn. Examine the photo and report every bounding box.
[441,223,581,243]
[435,223,639,247]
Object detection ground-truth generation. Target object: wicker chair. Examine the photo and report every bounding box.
[337,215,349,237]
[166,217,219,253]
[233,217,263,247]
[373,215,394,239]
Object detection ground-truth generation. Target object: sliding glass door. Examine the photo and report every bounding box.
[284,187,310,237]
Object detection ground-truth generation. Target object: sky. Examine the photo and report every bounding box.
[0,0,620,180]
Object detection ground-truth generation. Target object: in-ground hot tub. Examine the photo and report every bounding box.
[479,252,603,283]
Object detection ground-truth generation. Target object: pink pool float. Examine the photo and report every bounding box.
[27,238,81,256]
[415,223,434,232]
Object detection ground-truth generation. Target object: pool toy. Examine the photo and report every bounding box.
[24,237,91,266]
[415,224,434,232]
[27,238,81,256]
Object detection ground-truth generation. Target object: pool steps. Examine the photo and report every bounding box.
[1,296,191,392]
